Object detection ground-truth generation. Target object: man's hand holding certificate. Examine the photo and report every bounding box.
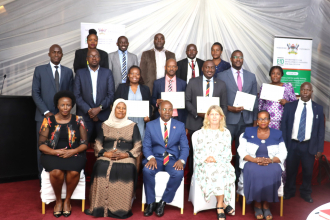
[260,83,285,102]
[161,92,185,109]
[233,91,256,111]
[125,100,149,117]
[197,96,220,113]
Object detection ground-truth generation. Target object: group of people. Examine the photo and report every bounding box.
[31,29,325,219]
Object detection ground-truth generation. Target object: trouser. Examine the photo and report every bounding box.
[85,120,103,143]
[226,116,252,181]
[284,140,314,197]
[36,121,43,179]
[142,157,184,204]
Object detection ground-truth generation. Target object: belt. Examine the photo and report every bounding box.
[291,139,310,143]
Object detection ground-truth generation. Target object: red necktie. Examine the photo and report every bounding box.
[191,60,195,78]
[163,123,169,166]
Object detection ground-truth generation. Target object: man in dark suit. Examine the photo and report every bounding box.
[152,59,187,124]
[143,100,189,217]
[74,49,115,141]
[109,36,139,90]
[32,44,74,178]
[140,33,176,93]
[281,82,324,203]
[185,60,227,172]
[176,44,204,83]
[217,50,258,180]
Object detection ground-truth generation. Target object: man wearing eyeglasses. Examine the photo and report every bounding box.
[74,49,115,142]
[217,50,258,181]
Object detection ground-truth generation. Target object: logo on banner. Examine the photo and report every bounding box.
[98,28,107,35]
[277,57,284,65]
[287,43,299,55]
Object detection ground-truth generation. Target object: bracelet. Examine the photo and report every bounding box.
[271,158,274,163]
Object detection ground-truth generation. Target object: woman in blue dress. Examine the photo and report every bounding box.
[211,42,231,78]
[237,111,287,220]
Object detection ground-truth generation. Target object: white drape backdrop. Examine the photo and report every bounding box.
[0,0,329,140]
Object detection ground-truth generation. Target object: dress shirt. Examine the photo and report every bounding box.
[118,50,128,83]
[292,98,313,141]
[165,75,178,117]
[202,75,214,97]
[44,62,62,115]
[154,48,167,79]
[88,65,100,104]
[231,67,244,87]
[187,57,200,84]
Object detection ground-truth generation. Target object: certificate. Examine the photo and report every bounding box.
[125,100,149,117]
[233,91,256,111]
[260,83,285,102]
[161,92,185,109]
[197,96,220,113]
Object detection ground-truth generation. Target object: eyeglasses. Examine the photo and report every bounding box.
[161,108,173,112]
[232,56,243,59]
[257,118,270,122]
[87,55,100,58]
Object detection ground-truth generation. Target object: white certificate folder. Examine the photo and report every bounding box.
[125,100,149,117]
[260,83,285,102]
[197,96,220,113]
[161,92,185,109]
[233,91,256,111]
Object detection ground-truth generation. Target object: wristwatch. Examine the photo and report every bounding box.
[271,158,274,164]
[99,105,103,110]
[180,159,185,164]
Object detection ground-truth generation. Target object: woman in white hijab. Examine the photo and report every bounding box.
[85,99,142,219]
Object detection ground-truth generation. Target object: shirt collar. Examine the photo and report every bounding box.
[299,97,312,105]
[203,75,213,82]
[160,117,171,125]
[188,57,197,63]
[88,65,100,73]
[231,67,243,74]
[118,50,127,55]
[154,48,166,53]
[165,74,176,82]
[49,61,61,69]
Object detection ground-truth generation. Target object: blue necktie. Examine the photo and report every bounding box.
[297,103,307,142]
[122,52,127,81]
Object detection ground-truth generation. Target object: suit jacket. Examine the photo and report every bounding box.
[32,63,73,122]
[114,83,152,117]
[140,49,176,93]
[73,48,109,73]
[151,77,187,124]
[280,100,325,155]
[176,58,204,81]
[143,118,189,163]
[185,76,227,131]
[74,67,115,122]
[217,68,258,125]
[109,50,139,90]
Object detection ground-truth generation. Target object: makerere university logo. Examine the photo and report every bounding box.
[287,43,299,55]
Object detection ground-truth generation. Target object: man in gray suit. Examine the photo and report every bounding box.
[32,44,73,178]
[185,60,227,173]
[217,50,258,180]
[108,36,138,90]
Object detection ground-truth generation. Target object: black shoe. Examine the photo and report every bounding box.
[300,194,313,203]
[144,202,157,217]
[63,205,71,217]
[283,194,294,200]
[53,211,62,218]
[155,200,166,217]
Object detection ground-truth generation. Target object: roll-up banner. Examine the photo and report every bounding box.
[80,23,125,53]
[273,36,312,95]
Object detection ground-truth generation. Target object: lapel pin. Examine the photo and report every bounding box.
[173,126,176,129]
[316,115,318,119]
[251,136,254,138]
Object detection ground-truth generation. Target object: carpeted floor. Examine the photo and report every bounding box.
[0,179,329,220]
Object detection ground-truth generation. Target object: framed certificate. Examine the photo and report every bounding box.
[161,92,185,109]
[197,96,220,113]
[125,100,149,117]
[233,91,256,111]
[260,83,285,102]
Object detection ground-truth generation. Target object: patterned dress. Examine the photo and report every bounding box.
[85,123,142,219]
[193,128,235,204]
[258,82,296,130]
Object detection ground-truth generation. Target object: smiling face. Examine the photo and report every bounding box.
[270,68,282,84]
[117,36,129,52]
[159,101,173,122]
[58,97,72,116]
[257,112,270,129]
[186,44,198,59]
[128,67,141,84]
[87,34,98,49]
[207,109,222,128]
[48,45,63,65]
[114,102,127,119]
[230,51,244,70]
[202,60,216,79]
[300,83,313,102]
[165,59,178,77]
[154,33,165,51]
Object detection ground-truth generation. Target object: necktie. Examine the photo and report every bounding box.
[297,103,307,142]
[206,80,210,97]
[54,66,59,92]
[163,122,169,166]
[122,52,127,81]
[168,79,172,92]
[237,70,242,91]
[191,60,195,78]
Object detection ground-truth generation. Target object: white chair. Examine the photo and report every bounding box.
[188,133,236,215]
[236,172,283,216]
[141,171,184,214]
[40,169,86,214]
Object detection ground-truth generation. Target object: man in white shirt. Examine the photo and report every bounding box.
[140,33,176,94]
[176,44,204,84]
[32,44,74,178]
[281,82,325,203]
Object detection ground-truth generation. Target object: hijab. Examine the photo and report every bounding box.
[103,98,133,128]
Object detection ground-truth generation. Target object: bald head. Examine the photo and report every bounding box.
[165,58,178,78]
[159,100,173,122]
[48,44,63,65]
[202,60,216,79]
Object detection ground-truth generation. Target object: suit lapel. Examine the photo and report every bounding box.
[212,78,218,96]
[156,118,165,147]
[183,58,188,81]
[47,64,56,91]
[160,77,165,92]
[85,67,93,101]
[198,76,204,96]
[114,51,121,69]
[311,101,317,131]
[242,70,249,92]
[59,66,65,89]
[227,69,238,90]
[96,68,103,104]
[167,120,176,147]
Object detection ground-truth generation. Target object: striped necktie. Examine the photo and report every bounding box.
[122,52,127,81]
[168,79,173,92]
[297,103,307,142]
[163,122,169,165]
[206,79,210,97]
